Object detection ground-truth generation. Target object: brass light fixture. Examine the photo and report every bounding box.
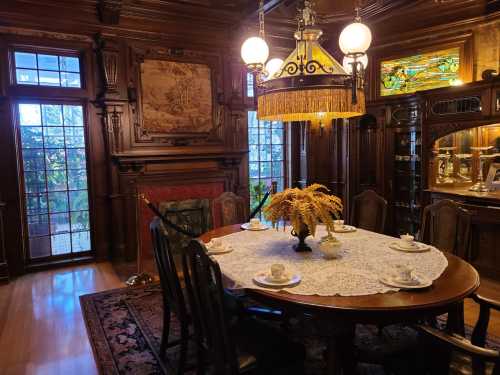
[241,1,372,122]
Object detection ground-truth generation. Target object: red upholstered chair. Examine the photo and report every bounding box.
[212,192,248,229]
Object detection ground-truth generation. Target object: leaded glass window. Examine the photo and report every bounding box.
[248,111,285,219]
[18,102,91,258]
[14,51,81,88]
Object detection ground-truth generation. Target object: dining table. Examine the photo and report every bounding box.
[199,223,480,374]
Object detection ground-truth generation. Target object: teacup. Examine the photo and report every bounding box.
[334,219,345,230]
[270,263,286,281]
[318,236,342,259]
[392,264,415,284]
[249,218,261,229]
[399,234,416,248]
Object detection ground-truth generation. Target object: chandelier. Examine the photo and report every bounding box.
[240,1,372,122]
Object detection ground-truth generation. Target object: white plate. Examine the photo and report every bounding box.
[253,272,301,288]
[207,247,233,255]
[389,241,430,253]
[333,225,357,233]
[379,274,432,289]
[241,223,269,231]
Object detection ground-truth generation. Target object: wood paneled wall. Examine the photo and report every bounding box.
[0,1,272,278]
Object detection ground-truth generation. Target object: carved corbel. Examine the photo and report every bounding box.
[95,35,121,98]
[98,0,123,25]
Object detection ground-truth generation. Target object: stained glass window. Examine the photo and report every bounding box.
[18,102,91,258]
[14,51,81,88]
[248,111,285,219]
[380,47,460,96]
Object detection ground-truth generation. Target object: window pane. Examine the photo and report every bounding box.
[247,73,254,98]
[45,149,66,170]
[28,214,49,236]
[60,72,81,88]
[249,162,259,178]
[63,105,83,126]
[16,69,38,85]
[30,236,51,258]
[39,70,60,86]
[48,191,69,213]
[249,145,259,162]
[69,190,88,211]
[50,212,70,234]
[59,56,80,72]
[71,210,89,232]
[272,127,283,143]
[260,162,271,178]
[272,145,283,160]
[51,233,71,255]
[20,127,44,148]
[15,52,37,69]
[23,149,45,171]
[37,54,59,71]
[259,145,271,161]
[67,169,87,190]
[26,194,48,215]
[46,170,67,191]
[65,127,85,148]
[42,105,63,126]
[72,231,90,252]
[44,127,65,148]
[66,148,86,169]
[19,104,41,126]
[259,127,271,144]
[249,128,259,145]
[272,161,283,177]
[24,171,47,194]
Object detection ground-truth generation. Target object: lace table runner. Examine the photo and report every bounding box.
[209,225,448,296]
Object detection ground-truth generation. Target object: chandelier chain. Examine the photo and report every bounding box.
[259,0,265,38]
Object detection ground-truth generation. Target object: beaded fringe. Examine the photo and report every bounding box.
[257,88,365,121]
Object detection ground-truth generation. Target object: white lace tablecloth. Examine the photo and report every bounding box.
[208,225,448,297]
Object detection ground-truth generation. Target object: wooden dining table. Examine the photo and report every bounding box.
[199,224,480,374]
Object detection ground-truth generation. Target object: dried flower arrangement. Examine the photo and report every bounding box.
[264,184,343,237]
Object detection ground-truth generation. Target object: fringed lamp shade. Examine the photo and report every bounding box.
[258,88,365,121]
[257,26,366,122]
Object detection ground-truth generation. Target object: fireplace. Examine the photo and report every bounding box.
[137,182,224,275]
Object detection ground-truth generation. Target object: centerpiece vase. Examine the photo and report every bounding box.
[291,224,311,252]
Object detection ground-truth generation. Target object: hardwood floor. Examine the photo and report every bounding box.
[0,262,498,375]
[0,262,124,375]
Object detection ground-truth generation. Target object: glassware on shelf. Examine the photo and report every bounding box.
[436,146,456,184]
[469,146,494,192]
[455,153,473,182]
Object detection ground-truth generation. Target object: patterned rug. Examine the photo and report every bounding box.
[81,284,500,375]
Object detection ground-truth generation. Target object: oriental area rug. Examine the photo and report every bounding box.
[81,284,499,375]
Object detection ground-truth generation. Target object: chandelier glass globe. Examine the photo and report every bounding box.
[265,58,284,79]
[342,54,368,74]
[241,36,270,66]
[338,22,372,55]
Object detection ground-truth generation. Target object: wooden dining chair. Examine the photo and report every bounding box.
[150,217,192,374]
[417,293,500,375]
[350,190,388,233]
[211,192,248,228]
[420,199,473,261]
[182,239,306,375]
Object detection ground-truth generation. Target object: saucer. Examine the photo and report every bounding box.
[253,272,301,288]
[206,240,234,255]
[333,225,356,233]
[241,222,269,231]
[379,273,432,289]
[389,241,430,253]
